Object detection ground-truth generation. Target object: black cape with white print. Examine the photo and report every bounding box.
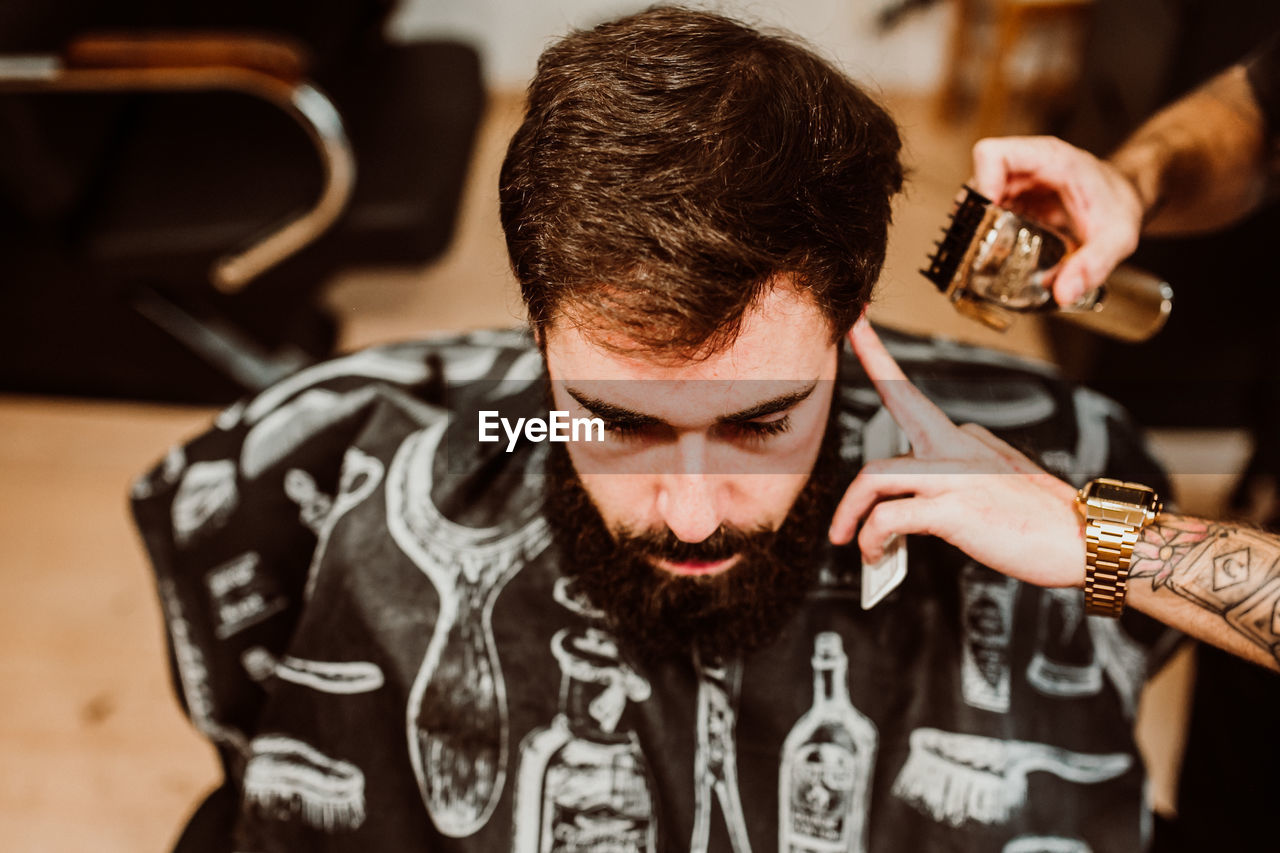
[131,326,1178,853]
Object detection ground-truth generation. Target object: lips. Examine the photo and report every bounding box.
[653,554,741,577]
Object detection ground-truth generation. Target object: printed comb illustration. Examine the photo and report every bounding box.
[891,728,1132,827]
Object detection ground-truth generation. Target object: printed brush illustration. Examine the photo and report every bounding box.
[387,419,554,837]
[244,735,367,832]
[891,728,1131,827]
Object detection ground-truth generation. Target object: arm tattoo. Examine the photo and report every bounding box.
[1131,514,1280,664]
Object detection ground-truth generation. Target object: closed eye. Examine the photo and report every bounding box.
[714,414,792,444]
[601,419,669,441]
[601,414,794,444]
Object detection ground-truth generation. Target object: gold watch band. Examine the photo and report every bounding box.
[1083,518,1141,617]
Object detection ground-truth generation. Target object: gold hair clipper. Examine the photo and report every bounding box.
[922,187,1173,343]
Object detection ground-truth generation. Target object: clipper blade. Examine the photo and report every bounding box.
[921,187,994,292]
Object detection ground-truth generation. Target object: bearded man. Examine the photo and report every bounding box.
[133,7,1175,852]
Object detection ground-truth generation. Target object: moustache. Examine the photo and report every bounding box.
[614,523,776,564]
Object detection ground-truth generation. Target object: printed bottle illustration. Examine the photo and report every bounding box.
[511,627,654,853]
[960,562,1020,712]
[779,632,878,853]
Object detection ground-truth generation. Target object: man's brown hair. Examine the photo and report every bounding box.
[499,5,904,354]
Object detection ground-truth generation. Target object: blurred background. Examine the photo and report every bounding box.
[2,0,1276,849]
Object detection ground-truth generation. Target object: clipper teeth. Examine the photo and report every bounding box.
[920,186,992,292]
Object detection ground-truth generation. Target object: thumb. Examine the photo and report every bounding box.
[1053,249,1113,305]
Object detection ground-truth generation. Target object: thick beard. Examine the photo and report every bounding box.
[542,417,844,664]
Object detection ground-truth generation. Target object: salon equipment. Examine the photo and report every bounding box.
[923,187,1173,343]
[0,1,483,404]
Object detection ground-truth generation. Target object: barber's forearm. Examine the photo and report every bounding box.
[1124,512,1280,673]
[1108,66,1270,235]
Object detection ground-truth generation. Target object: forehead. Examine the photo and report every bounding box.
[544,285,836,382]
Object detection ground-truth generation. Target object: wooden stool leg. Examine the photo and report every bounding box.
[976,0,1025,139]
[935,0,975,123]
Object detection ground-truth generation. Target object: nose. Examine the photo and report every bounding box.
[656,474,721,542]
[655,435,721,542]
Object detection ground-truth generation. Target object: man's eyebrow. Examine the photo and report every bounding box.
[565,388,663,426]
[563,382,817,425]
[718,383,816,422]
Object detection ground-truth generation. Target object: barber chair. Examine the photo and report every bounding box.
[0,2,484,403]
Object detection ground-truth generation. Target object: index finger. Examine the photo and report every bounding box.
[847,317,959,449]
[971,136,1018,201]
[971,136,1074,204]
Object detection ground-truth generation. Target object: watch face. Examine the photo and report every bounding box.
[1089,479,1156,509]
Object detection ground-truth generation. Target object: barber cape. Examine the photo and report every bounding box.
[132,326,1177,853]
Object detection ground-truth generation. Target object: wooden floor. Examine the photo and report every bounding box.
[0,398,219,849]
[0,91,1220,850]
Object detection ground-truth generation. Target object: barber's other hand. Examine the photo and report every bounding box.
[971,135,1145,306]
[829,318,1085,588]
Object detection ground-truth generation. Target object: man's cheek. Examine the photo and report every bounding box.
[575,473,653,534]
[723,473,810,530]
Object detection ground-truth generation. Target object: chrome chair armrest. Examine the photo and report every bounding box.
[0,33,355,293]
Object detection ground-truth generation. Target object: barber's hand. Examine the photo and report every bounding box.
[971,135,1145,306]
[828,318,1086,588]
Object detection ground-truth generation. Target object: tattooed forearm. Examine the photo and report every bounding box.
[1129,513,1280,668]
[1110,65,1269,234]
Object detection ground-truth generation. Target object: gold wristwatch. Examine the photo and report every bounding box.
[1076,478,1162,617]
